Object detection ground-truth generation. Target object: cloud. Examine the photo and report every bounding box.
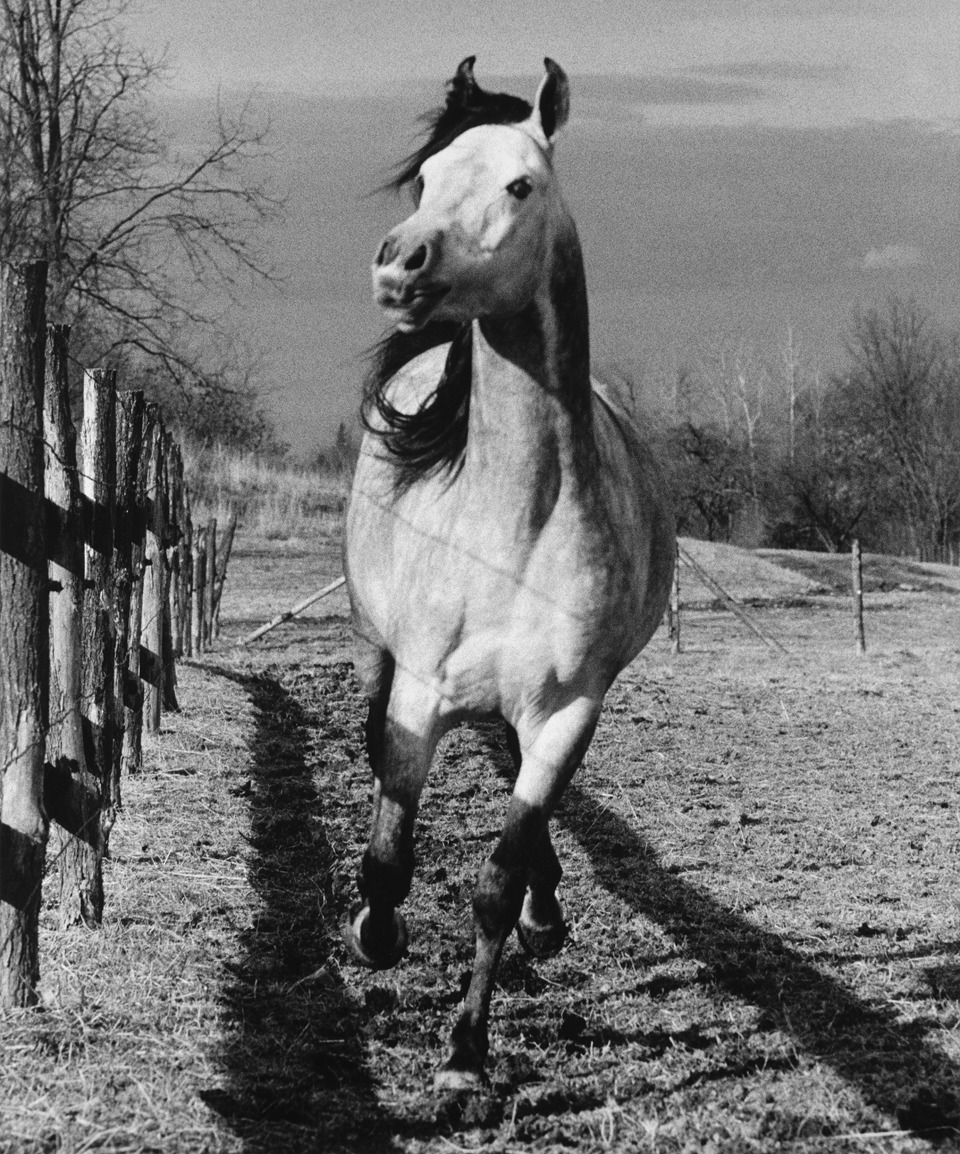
[570,73,765,109]
[862,244,927,269]
[692,61,839,82]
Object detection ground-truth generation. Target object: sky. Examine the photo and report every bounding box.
[126,1,960,454]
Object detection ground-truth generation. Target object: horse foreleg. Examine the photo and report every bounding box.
[435,792,540,1090]
[343,672,438,970]
[505,721,570,958]
[518,825,566,957]
[436,701,600,1090]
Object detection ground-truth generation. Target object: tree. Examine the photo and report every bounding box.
[770,404,871,552]
[663,421,752,542]
[0,0,281,439]
[835,299,960,561]
[690,339,770,506]
[315,421,360,477]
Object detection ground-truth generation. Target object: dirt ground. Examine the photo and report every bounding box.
[3,534,960,1153]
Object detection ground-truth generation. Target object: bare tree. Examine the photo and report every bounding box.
[837,299,960,561]
[0,0,281,411]
[780,327,800,468]
[668,421,751,542]
[693,338,771,505]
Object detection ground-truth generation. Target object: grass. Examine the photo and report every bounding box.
[180,442,349,541]
[1,664,256,1153]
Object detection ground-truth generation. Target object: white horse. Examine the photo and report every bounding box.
[343,57,675,1090]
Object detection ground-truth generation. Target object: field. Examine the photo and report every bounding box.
[3,528,960,1153]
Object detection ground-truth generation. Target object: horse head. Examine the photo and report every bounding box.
[372,59,571,333]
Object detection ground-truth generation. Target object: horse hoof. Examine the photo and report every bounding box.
[433,1062,485,1093]
[517,916,567,959]
[342,903,408,970]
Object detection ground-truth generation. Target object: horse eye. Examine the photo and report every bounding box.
[507,177,533,201]
[411,175,425,205]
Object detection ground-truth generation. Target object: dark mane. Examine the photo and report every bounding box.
[362,58,532,488]
[387,56,533,192]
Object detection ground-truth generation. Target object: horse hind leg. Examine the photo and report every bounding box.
[343,666,438,970]
[504,723,567,959]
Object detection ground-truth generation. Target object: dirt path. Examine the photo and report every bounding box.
[202,546,960,1152]
[4,539,960,1152]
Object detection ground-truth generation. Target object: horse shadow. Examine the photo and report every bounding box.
[198,664,394,1152]
[194,666,960,1146]
[555,775,960,1140]
[467,721,960,1141]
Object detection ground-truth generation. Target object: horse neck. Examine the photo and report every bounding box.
[465,217,595,490]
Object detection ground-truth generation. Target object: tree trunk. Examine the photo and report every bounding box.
[0,262,48,1006]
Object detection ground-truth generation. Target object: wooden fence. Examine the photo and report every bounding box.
[0,261,234,1006]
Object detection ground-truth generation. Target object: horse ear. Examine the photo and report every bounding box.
[446,56,478,107]
[530,58,570,145]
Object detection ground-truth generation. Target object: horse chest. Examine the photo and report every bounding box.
[415,513,626,718]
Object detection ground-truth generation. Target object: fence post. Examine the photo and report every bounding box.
[161,433,177,710]
[43,327,95,928]
[183,494,194,657]
[852,539,866,655]
[168,443,184,660]
[0,262,48,1006]
[191,525,207,655]
[113,391,144,791]
[213,512,237,638]
[123,403,153,774]
[68,368,117,927]
[141,415,165,732]
[204,518,217,648]
[669,540,681,654]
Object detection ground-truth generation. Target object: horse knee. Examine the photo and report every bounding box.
[365,696,388,771]
[473,858,526,937]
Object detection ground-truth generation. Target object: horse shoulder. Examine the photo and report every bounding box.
[588,383,676,646]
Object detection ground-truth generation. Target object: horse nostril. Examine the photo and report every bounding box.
[376,236,398,267]
[404,243,429,272]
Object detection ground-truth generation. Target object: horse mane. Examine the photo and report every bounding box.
[362,58,533,488]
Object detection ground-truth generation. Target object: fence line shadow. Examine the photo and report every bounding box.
[555,775,960,1140]
[200,663,392,1152]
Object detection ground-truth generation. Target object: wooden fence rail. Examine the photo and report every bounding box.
[0,260,235,1005]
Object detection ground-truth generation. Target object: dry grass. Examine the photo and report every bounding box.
[181,443,348,541]
[0,664,257,1154]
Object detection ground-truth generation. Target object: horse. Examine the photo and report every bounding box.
[342,56,676,1091]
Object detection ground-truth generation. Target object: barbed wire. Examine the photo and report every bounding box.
[1,419,185,511]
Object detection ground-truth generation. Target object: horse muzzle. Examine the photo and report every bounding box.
[372,226,450,331]
[373,280,450,332]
